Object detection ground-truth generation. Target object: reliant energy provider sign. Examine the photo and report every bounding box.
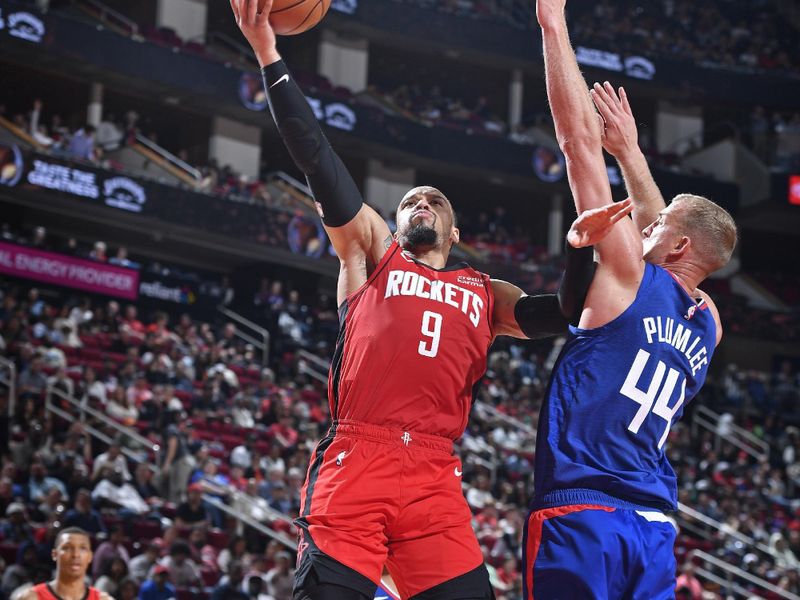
[0,242,139,300]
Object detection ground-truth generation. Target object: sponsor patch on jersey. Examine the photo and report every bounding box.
[457,275,484,287]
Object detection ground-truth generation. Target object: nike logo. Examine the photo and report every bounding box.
[269,74,289,88]
[454,467,462,477]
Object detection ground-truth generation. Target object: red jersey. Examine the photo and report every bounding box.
[330,241,494,439]
[33,583,101,600]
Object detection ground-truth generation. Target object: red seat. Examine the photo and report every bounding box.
[130,520,162,540]
[207,529,229,550]
[200,567,219,587]
[80,347,103,360]
[0,543,19,564]
[176,590,207,600]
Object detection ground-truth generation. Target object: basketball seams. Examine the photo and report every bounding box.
[270,0,330,35]
[285,0,323,34]
[269,0,307,14]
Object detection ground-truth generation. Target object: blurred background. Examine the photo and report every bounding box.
[0,0,798,598]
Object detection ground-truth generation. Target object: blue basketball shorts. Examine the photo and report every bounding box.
[523,504,677,600]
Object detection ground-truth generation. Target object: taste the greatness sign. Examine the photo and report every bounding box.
[0,242,139,300]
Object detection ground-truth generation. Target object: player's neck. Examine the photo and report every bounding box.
[404,248,447,269]
[50,578,87,600]
[664,262,704,297]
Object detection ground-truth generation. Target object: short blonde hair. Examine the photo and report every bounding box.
[671,194,737,272]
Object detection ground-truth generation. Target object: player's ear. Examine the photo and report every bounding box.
[450,226,460,245]
[670,236,690,259]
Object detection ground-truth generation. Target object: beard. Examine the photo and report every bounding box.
[399,224,438,250]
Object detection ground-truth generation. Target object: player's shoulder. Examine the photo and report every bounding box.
[696,288,723,345]
[19,588,40,600]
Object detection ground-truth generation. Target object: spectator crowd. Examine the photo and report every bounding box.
[0,239,797,597]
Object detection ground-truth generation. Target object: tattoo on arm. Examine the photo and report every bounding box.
[383,235,393,250]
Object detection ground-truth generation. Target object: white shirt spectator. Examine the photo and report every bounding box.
[84,380,108,405]
[92,478,148,514]
[232,406,255,429]
[107,398,138,424]
[230,445,253,470]
[466,486,494,511]
[95,119,123,150]
[92,451,131,481]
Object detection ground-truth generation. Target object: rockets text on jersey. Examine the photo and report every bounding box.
[329,242,494,440]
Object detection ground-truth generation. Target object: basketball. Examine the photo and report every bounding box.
[264,0,332,36]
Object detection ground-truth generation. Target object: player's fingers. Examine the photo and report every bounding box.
[603,81,621,108]
[244,0,257,23]
[230,0,241,23]
[619,87,633,116]
[590,84,615,118]
[595,199,629,216]
[566,229,580,247]
[590,89,611,119]
[609,201,634,223]
[256,0,273,21]
[593,82,617,110]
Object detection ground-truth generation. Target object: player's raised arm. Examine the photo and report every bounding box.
[231,0,390,299]
[591,82,667,233]
[491,200,633,338]
[536,0,642,283]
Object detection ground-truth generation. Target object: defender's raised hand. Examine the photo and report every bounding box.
[591,82,638,159]
[230,0,279,67]
[567,199,634,248]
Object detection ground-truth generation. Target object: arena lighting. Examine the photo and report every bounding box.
[789,175,800,206]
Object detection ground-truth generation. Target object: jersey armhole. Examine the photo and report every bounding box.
[482,273,496,343]
[338,240,400,311]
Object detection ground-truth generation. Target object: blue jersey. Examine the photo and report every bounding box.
[533,263,717,511]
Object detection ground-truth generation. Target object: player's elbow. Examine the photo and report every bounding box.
[558,134,603,160]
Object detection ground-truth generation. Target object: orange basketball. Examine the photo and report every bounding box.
[265,0,332,36]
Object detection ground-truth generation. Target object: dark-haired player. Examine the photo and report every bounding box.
[23,527,113,600]
[230,1,629,598]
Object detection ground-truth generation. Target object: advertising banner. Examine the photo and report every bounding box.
[0,242,139,299]
[0,143,148,213]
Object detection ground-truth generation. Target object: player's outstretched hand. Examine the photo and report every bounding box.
[536,0,567,29]
[567,198,634,248]
[590,82,638,159]
[230,0,279,67]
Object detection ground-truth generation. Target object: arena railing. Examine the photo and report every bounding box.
[211,490,400,597]
[691,405,770,461]
[296,349,330,384]
[203,494,297,550]
[217,305,271,368]
[690,549,800,600]
[267,171,319,213]
[0,115,45,151]
[0,356,16,418]
[132,133,203,186]
[74,0,139,38]
[45,386,161,462]
[676,502,779,560]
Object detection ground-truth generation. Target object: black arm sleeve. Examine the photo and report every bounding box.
[262,60,363,227]
[557,242,597,325]
[513,294,566,339]
[512,243,596,338]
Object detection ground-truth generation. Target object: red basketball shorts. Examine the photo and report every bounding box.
[295,419,483,599]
